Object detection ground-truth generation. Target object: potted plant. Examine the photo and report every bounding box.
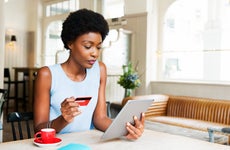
[117,62,141,98]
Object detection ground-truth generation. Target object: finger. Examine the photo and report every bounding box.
[61,98,69,107]
[140,112,145,125]
[62,99,80,109]
[61,102,80,116]
[133,116,143,132]
[60,97,82,123]
[61,106,81,123]
[131,122,142,133]
[61,97,75,106]
[126,122,141,140]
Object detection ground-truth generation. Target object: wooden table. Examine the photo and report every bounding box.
[0,129,229,150]
[13,67,39,111]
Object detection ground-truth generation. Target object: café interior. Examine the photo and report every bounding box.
[1,0,230,149]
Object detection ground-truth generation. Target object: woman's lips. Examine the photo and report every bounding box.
[88,60,96,65]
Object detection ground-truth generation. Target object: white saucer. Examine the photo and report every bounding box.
[33,137,62,147]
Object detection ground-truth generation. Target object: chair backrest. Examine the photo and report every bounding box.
[7,112,34,141]
[0,89,8,117]
[4,68,11,82]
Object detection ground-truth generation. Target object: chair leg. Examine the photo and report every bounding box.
[26,120,31,139]
[18,121,23,140]
[6,93,9,115]
[14,82,18,112]
[22,80,27,111]
[6,82,11,115]
[5,80,27,113]
[11,122,17,141]
[6,100,9,115]
[15,81,27,112]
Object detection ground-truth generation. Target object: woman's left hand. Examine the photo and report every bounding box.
[125,113,145,140]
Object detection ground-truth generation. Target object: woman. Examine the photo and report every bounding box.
[33,8,144,140]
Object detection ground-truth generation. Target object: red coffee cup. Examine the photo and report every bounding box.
[34,128,56,143]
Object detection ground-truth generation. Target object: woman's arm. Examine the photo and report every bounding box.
[93,62,112,131]
[33,66,53,132]
[33,67,80,133]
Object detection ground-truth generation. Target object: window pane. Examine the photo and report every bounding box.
[69,0,76,11]
[50,4,57,16]
[221,51,230,80]
[43,0,79,66]
[45,0,78,17]
[56,2,62,15]
[63,1,69,13]
[102,29,131,73]
[44,21,63,65]
[160,0,230,82]
[162,52,203,80]
[46,5,50,16]
[163,0,207,51]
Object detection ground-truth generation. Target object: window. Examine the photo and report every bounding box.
[101,0,130,102]
[45,0,77,17]
[43,0,79,66]
[102,29,131,74]
[160,0,230,83]
[102,0,127,71]
[44,21,63,65]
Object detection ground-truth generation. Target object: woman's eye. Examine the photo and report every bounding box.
[84,46,91,49]
[97,46,102,50]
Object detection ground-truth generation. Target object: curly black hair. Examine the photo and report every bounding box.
[61,8,109,50]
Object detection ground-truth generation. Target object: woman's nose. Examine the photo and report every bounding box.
[91,48,99,58]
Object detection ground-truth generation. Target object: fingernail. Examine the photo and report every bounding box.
[127,122,131,126]
[134,116,137,120]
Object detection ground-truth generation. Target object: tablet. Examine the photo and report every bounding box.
[101,99,154,141]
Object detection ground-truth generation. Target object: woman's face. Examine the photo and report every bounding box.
[68,32,102,68]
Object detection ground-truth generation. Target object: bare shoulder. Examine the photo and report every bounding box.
[36,66,51,79]
[98,61,107,72]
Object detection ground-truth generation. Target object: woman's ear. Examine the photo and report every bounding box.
[68,42,73,50]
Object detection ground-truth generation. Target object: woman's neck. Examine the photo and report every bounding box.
[61,61,86,82]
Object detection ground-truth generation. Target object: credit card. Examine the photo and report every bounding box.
[75,97,92,106]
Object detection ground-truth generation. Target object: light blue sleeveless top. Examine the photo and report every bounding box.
[48,61,100,134]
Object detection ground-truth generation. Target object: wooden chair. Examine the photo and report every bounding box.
[7,112,34,141]
[4,68,27,114]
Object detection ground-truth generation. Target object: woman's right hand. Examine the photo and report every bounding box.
[60,97,81,123]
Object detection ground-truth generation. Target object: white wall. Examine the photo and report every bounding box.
[0,0,5,143]
[152,81,230,100]
[0,0,5,88]
[4,0,38,78]
[124,0,147,15]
